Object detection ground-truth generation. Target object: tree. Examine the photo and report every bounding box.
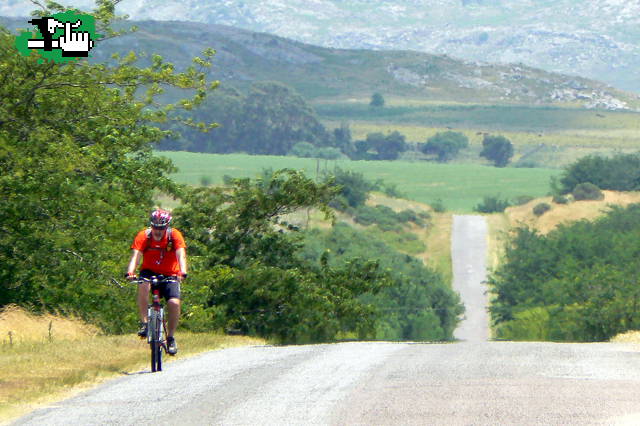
[0,2,217,332]
[370,92,385,108]
[240,82,329,155]
[421,131,469,162]
[480,134,514,167]
[358,131,407,161]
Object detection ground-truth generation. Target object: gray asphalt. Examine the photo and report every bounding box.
[451,215,489,342]
[13,215,640,425]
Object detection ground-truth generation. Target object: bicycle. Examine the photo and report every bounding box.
[137,275,177,373]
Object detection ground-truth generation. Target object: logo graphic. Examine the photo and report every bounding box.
[15,11,97,63]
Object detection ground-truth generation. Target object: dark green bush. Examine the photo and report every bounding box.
[474,196,511,213]
[558,154,640,194]
[552,194,569,204]
[572,182,604,201]
[532,203,551,216]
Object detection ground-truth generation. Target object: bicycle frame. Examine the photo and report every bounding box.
[138,276,172,373]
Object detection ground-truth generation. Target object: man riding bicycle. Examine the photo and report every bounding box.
[126,209,187,355]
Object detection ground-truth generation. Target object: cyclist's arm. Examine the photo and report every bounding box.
[127,249,143,276]
[176,247,187,277]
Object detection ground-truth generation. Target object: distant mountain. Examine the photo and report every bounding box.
[3,0,640,93]
[1,16,637,110]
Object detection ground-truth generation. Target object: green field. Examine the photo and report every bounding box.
[161,151,560,212]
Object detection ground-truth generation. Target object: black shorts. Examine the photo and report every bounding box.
[139,269,181,300]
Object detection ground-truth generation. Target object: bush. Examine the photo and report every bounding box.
[474,196,511,213]
[552,194,569,204]
[289,142,317,158]
[532,203,551,216]
[431,199,446,213]
[558,154,640,194]
[572,182,604,201]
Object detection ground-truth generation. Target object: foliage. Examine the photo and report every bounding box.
[325,167,378,209]
[474,196,511,213]
[532,203,551,216]
[572,182,603,201]
[420,131,469,162]
[353,131,408,161]
[162,82,332,156]
[353,205,424,229]
[300,224,464,341]
[289,141,317,158]
[370,92,385,108]
[552,194,569,204]
[480,134,514,167]
[557,153,640,194]
[172,170,409,343]
[0,2,216,333]
[488,204,640,341]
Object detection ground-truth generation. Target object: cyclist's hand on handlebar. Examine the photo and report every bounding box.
[125,272,137,281]
[178,273,188,283]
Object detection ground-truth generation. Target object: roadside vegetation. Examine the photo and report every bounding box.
[0,305,264,422]
[488,154,640,341]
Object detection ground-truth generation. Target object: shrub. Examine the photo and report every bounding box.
[552,194,569,204]
[572,182,604,201]
[474,196,511,213]
[289,141,317,158]
[431,199,446,213]
[532,203,551,216]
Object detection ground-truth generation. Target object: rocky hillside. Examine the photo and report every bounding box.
[3,0,639,93]
[2,16,637,110]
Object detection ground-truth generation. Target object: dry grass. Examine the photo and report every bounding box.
[504,190,640,234]
[0,305,264,423]
[610,330,640,344]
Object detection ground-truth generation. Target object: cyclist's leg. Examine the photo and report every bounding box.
[137,270,155,323]
[166,297,181,336]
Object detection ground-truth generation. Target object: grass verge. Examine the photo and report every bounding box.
[0,305,264,423]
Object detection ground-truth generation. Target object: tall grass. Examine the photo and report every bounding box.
[0,305,264,422]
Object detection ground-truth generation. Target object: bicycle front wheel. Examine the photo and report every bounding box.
[149,312,163,372]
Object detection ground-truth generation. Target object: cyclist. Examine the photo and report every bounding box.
[125,209,187,355]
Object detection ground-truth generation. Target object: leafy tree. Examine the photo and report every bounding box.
[488,204,640,341]
[480,134,514,167]
[325,167,378,209]
[0,1,216,332]
[289,141,317,158]
[557,154,640,194]
[421,131,469,162]
[370,92,385,108]
[354,131,408,161]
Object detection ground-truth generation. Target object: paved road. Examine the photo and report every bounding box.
[14,215,640,425]
[451,215,489,342]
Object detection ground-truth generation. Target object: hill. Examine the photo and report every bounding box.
[504,190,640,234]
[1,16,638,110]
[3,0,639,93]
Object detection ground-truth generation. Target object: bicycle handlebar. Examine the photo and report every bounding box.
[135,275,179,284]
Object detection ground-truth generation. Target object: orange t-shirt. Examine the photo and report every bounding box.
[131,228,186,276]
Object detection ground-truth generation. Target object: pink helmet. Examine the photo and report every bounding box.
[150,209,172,228]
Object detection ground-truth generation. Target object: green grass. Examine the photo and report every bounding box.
[161,151,559,213]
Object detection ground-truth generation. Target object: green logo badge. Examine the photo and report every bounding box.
[15,11,97,63]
